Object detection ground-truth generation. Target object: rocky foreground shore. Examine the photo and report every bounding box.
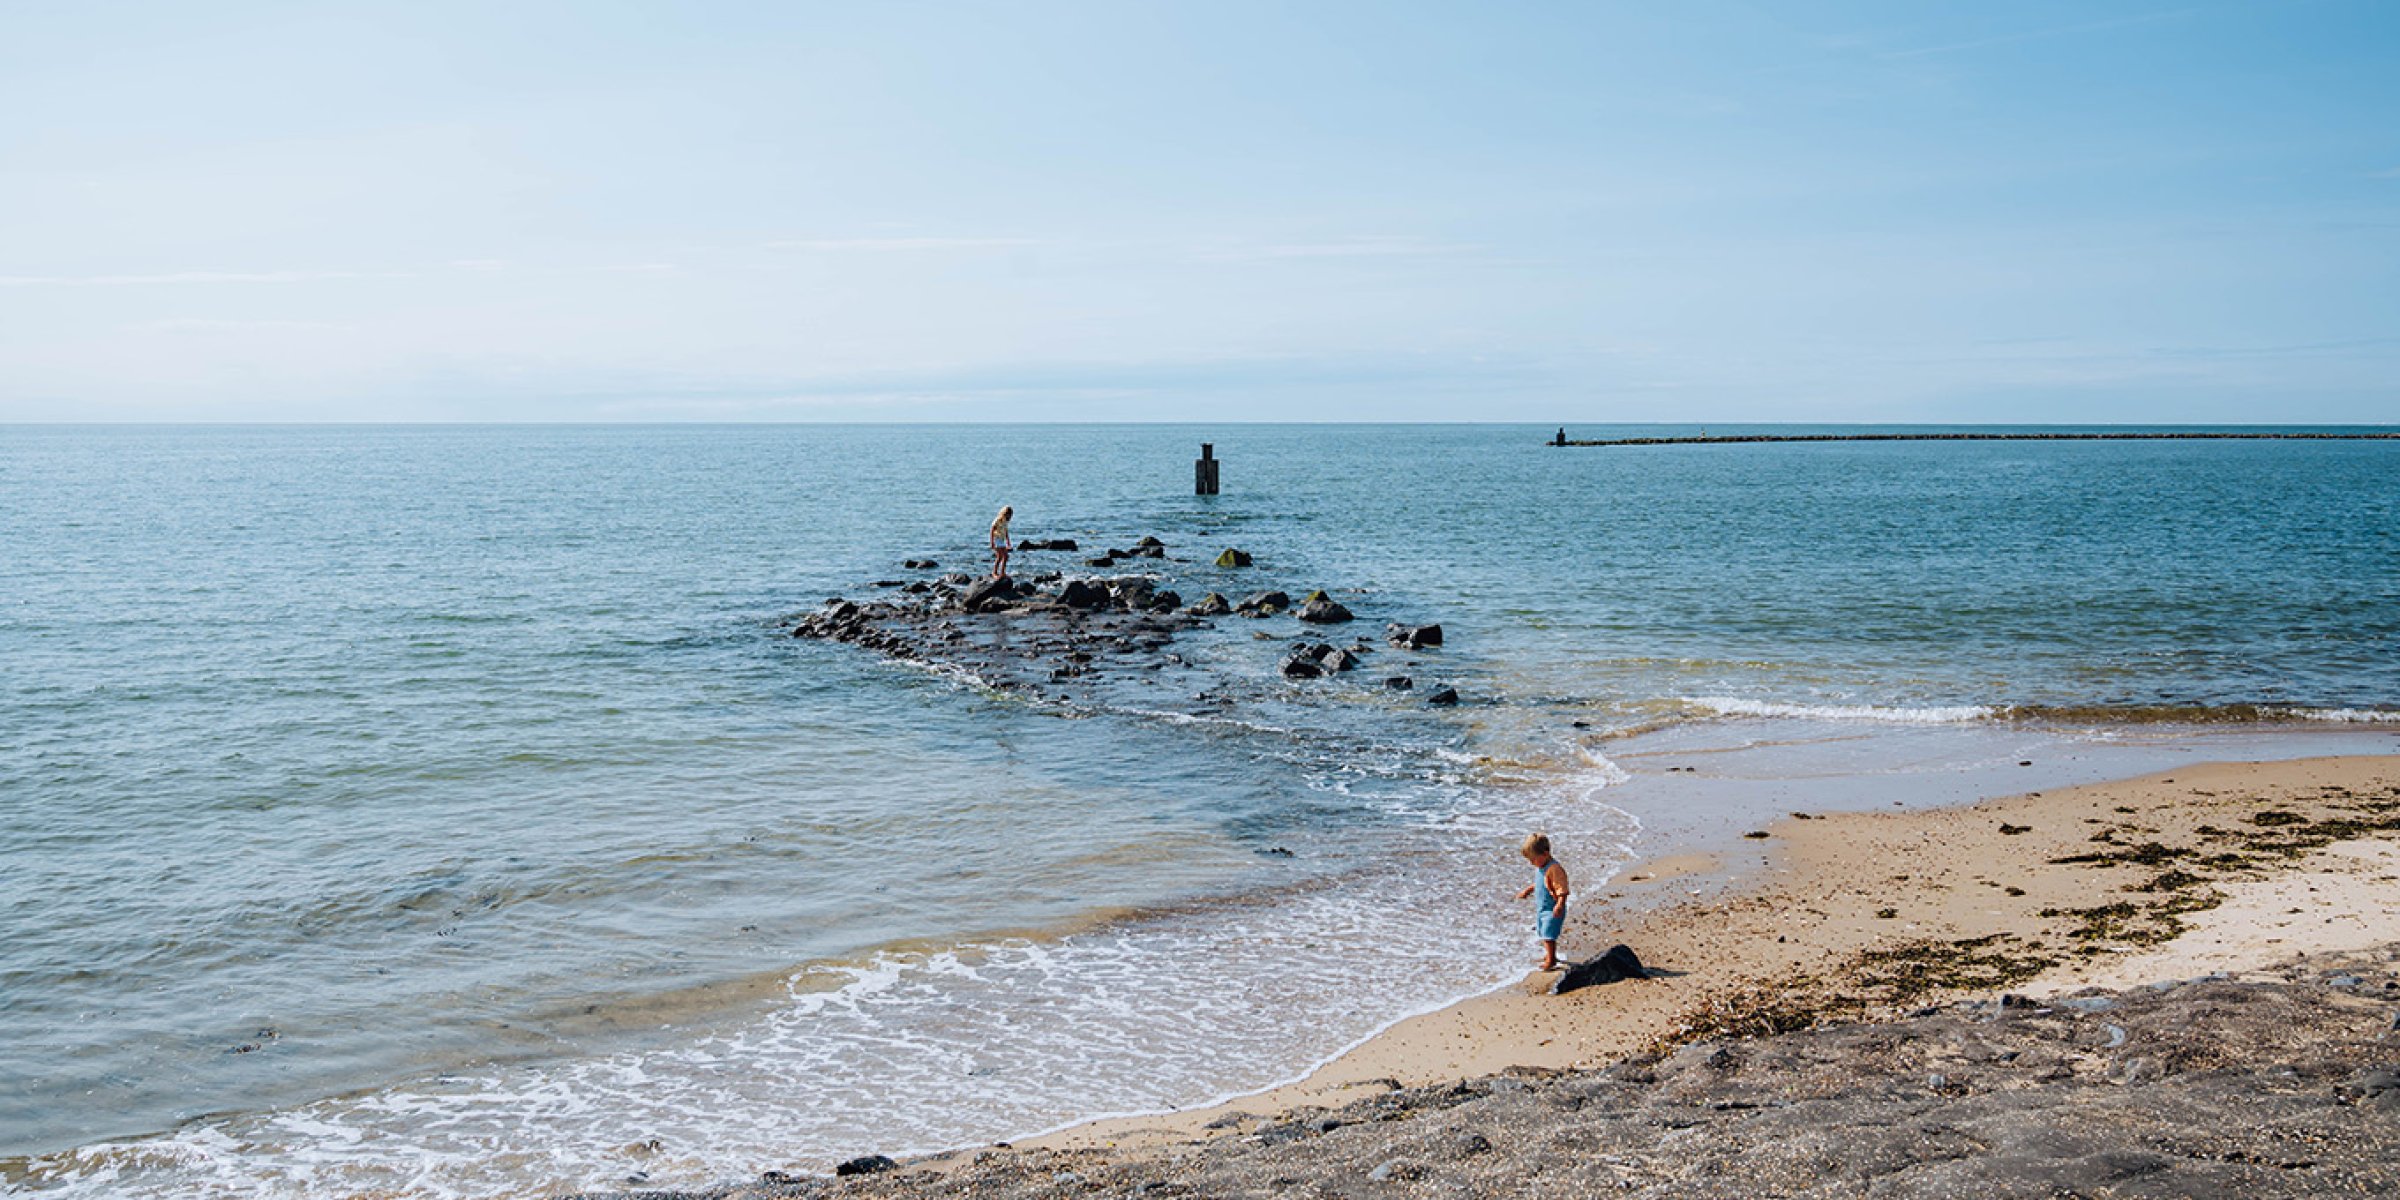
[585,947,2400,1200]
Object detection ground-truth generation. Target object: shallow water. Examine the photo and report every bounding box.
[2,424,2394,1196]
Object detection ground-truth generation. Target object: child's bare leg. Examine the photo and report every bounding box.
[1540,939,1558,970]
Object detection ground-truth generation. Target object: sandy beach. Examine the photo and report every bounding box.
[1024,754,2400,1151]
[633,752,2400,1197]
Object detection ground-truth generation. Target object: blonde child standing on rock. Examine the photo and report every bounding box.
[989,506,1013,579]
[1516,833,1570,971]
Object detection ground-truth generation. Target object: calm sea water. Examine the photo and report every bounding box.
[3,424,2395,1197]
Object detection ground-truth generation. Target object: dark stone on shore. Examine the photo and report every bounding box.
[1187,592,1232,616]
[941,572,974,586]
[1384,676,1413,690]
[1555,944,1646,994]
[1425,686,1459,706]
[1215,548,1253,568]
[1387,622,1443,648]
[835,1154,898,1176]
[1297,597,1354,624]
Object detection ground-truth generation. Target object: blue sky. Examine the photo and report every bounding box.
[3,1,2395,421]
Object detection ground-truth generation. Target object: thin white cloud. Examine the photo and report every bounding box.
[1199,235,1474,261]
[1877,8,2197,61]
[0,269,406,287]
[762,236,1036,252]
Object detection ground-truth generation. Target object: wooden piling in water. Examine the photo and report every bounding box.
[1196,443,1220,494]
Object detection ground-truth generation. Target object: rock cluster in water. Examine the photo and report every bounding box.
[786,536,1458,705]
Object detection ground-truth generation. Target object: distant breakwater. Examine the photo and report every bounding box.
[1555,431,2400,447]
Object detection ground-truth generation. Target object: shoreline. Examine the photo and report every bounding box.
[992,754,2400,1160]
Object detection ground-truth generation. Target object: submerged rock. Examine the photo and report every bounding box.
[1425,686,1459,706]
[960,577,1019,613]
[1236,591,1290,617]
[1057,579,1110,610]
[1297,597,1355,624]
[1214,548,1253,568]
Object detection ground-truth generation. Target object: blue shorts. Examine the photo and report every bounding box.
[1536,912,1563,941]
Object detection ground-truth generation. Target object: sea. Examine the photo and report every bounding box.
[3,423,2395,1198]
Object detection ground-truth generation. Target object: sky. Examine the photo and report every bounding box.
[2,0,2395,422]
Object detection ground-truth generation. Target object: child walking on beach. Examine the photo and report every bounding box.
[1516,833,1570,971]
[989,505,1013,579]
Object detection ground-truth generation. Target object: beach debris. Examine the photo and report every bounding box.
[1296,596,1355,623]
[835,1154,899,1176]
[1999,823,2033,835]
[1214,547,1252,567]
[1386,622,1443,648]
[1424,686,1459,706]
[1743,830,1770,840]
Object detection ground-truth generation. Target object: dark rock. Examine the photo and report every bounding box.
[1449,1132,1493,1158]
[1279,652,1325,679]
[1321,647,1362,672]
[960,577,1019,613]
[1383,622,1443,648]
[835,1154,898,1176]
[1384,675,1413,690]
[1425,686,1459,706]
[872,579,906,588]
[1018,538,1077,552]
[1058,579,1110,610]
[1148,591,1182,613]
[1187,592,1232,616]
[1236,591,1290,616]
[1214,548,1252,568]
[1554,944,1646,994]
[1296,597,1355,624]
[1111,579,1156,610]
[1085,557,1117,568]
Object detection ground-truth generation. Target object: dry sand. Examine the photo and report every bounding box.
[1032,754,2400,1154]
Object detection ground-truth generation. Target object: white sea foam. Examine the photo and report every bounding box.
[2278,706,2400,724]
[1681,696,1997,724]
[12,778,1641,1200]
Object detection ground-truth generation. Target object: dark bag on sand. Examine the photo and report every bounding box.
[1554,944,1646,995]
